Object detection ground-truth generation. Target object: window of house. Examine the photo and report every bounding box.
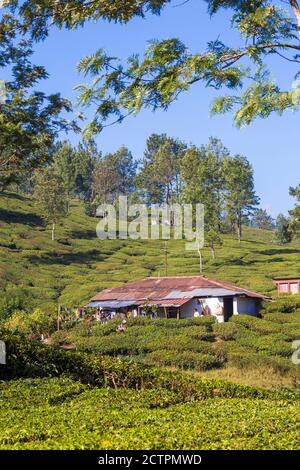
[279,283,289,293]
[290,283,299,294]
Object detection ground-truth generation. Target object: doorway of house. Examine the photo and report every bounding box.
[223,297,234,322]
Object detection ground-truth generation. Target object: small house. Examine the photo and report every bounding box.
[86,276,268,322]
[273,277,300,295]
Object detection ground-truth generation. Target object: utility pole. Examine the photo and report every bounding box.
[57,304,61,331]
[198,242,203,274]
[164,242,168,276]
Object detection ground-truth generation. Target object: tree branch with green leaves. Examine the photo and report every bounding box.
[2,0,300,135]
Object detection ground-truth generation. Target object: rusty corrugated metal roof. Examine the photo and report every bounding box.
[90,276,267,302]
[137,298,193,307]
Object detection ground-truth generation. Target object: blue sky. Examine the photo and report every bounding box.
[7,1,300,216]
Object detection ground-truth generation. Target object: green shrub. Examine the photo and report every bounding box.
[280,323,300,340]
[126,316,216,329]
[4,308,58,339]
[246,319,283,335]
[263,312,300,324]
[1,378,299,450]
[212,322,239,340]
[210,342,228,362]
[73,333,151,356]
[71,330,215,357]
[71,320,120,337]
[50,330,72,347]
[214,340,251,354]
[235,331,292,357]
[0,328,271,401]
[66,319,215,357]
[228,352,300,378]
[230,314,262,328]
[262,295,300,314]
[146,335,213,352]
[0,285,34,322]
[180,325,213,340]
[146,349,224,371]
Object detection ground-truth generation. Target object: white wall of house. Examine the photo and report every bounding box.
[181,297,225,322]
[180,296,259,321]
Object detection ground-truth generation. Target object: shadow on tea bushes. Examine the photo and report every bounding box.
[0,328,278,401]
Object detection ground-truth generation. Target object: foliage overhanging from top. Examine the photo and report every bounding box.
[1,1,300,135]
[0,11,79,188]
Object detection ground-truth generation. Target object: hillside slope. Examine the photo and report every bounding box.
[1,324,299,449]
[0,192,299,309]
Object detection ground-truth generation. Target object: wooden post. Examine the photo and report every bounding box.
[52,223,55,241]
[164,242,168,277]
[198,242,203,274]
[57,304,61,331]
[164,306,168,318]
[177,308,180,320]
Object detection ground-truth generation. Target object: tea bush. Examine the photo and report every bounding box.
[71,320,121,337]
[212,322,239,340]
[0,328,276,401]
[126,316,216,329]
[263,312,300,324]
[52,312,300,378]
[146,336,214,354]
[228,352,299,377]
[146,349,223,371]
[0,378,299,450]
[262,295,300,314]
[65,320,215,359]
[235,331,292,357]
[279,323,300,340]
[230,314,263,329]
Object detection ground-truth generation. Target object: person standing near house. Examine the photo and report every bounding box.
[95,308,100,321]
[194,308,200,318]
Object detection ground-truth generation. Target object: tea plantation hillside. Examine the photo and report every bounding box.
[1,377,299,450]
[51,305,300,388]
[1,191,300,451]
[1,191,299,311]
[0,329,299,450]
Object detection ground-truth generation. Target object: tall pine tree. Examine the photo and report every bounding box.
[223,156,259,242]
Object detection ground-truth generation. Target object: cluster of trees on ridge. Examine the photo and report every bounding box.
[7,132,296,254]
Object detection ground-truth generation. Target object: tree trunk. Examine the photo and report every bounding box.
[57,305,61,331]
[231,222,235,238]
[51,223,55,241]
[166,185,170,206]
[237,222,242,243]
[210,243,216,259]
[290,0,300,37]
